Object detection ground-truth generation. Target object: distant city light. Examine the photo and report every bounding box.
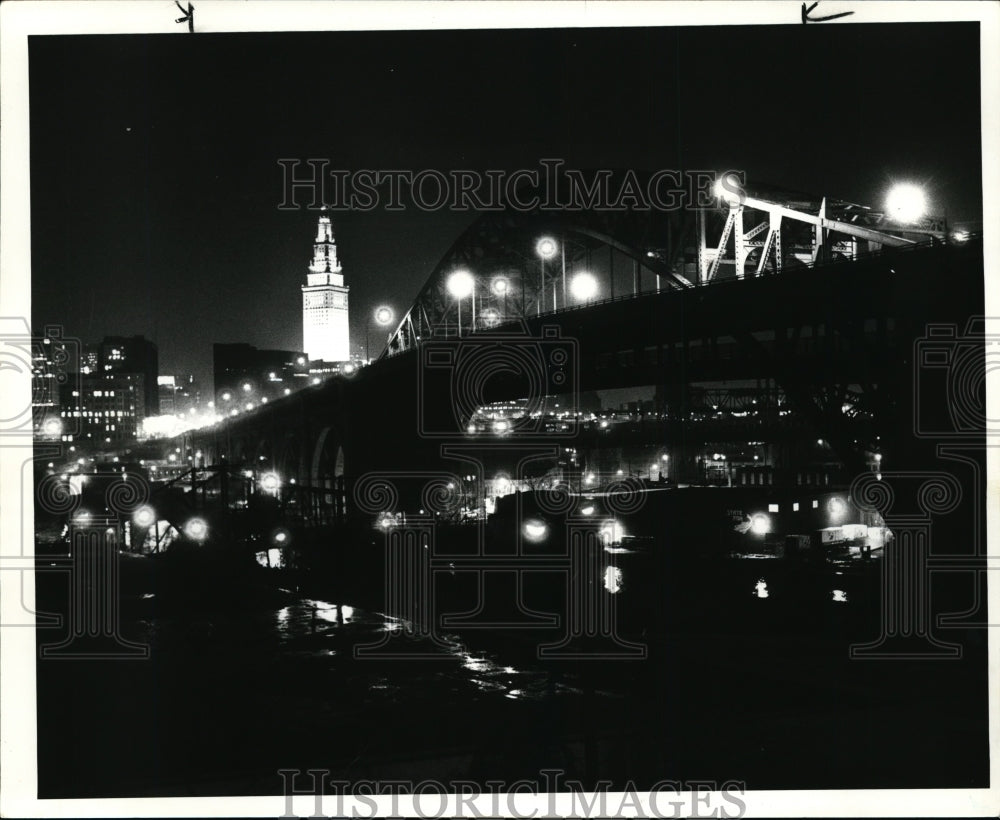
[535,237,558,260]
[603,566,623,594]
[491,277,510,296]
[447,269,475,299]
[886,183,927,224]
[600,519,624,545]
[242,383,252,392]
[284,388,291,395]
[183,518,208,542]
[750,514,771,536]
[297,356,306,366]
[569,272,598,302]
[133,506,156,528]
[221,391,232,401]
[522,518,549,543]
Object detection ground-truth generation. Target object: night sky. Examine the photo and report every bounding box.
[29,23,983,388]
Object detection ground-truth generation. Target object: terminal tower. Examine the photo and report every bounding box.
[302,212,350,363]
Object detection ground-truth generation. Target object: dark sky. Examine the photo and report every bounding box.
[29,23,983,388]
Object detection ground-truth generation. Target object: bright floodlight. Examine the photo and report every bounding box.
[481,308,501,327]
[242,382,252,392]
[132,505,156,528]
[536,237,558,260]
[491,277,510,296]
[750,514,771,536]
[713,174,742,205]
[374,306,395,325]
[42,418,62,437]
[522,518,549,543]
[828,497,846,517]
[447,269,475,299]
[886,183,927,224]
[570,272,598,302]
[221,391,232,401]
[183,517,209,542]
[260,472,281,493]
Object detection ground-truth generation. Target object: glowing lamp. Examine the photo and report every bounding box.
[569,272,598,302]
[447,270,475,299]
[886,183,927,224]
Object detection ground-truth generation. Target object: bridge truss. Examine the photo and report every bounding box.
[381,173,947,357]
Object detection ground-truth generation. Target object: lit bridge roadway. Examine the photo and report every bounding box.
[179,236,983,520]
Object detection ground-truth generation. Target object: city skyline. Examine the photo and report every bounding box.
[29,23,983,387]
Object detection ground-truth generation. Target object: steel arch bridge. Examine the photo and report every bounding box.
[381,172,948,357]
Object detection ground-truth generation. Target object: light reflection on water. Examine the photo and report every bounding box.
[263,598,556,701]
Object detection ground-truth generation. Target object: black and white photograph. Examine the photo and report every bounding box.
[1,2,997,816]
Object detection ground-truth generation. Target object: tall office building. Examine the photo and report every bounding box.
[302,212,350,363]
[97,335,159,416]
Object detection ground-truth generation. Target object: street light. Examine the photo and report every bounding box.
[886,183,927,224]
[183,517,209,542]
[447,270,475,337]
[133,505,156,528]
[570,271,598,302]
[536,237,558,314]
[749,514,771,536]
[368,305,395,361]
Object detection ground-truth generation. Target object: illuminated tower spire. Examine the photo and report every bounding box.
[302,211,350,362]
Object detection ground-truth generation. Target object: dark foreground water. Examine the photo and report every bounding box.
[34,540,989,798]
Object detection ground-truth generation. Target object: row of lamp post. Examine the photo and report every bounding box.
[445,236,600,337]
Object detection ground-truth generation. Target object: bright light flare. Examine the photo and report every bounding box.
[374,306,395,325]
[260,472,281,493]
[183,517,209,542]
[132,505,156,528]
[522,518,549,543]
[535,237,558,260]
[569,272,598,302]
[750,514,771,536]
[447,269,475,299]
[491,277,510,296]
[886,183,927,224]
